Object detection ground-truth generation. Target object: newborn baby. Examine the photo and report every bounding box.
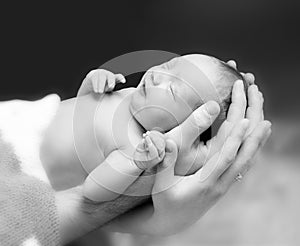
[40,54,248,202]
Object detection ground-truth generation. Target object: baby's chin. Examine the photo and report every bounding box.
[131,108,181,133]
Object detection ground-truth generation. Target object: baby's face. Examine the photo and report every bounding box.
[130,55,220,131]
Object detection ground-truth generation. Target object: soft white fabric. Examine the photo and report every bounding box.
[0,94,61,183]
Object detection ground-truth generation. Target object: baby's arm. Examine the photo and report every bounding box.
[83,131,166,202]
[77,69,126,96]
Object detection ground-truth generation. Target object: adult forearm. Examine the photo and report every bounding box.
[57,170,155,244]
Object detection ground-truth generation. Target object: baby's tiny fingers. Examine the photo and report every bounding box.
[92,79,98,93]
[147,131,166,155]
[115,73,126,84]
[135,140,147,153]
[98,73,107,93]
[145,136,159,160]
[85,71,98,92]
[86,69,97,79]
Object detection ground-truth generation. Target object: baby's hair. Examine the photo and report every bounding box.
[215,61,250,119]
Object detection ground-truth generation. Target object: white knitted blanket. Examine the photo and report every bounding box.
[0,94,61,246]
[0,94,61,183]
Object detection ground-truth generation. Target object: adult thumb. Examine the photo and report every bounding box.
[166,101,220,149]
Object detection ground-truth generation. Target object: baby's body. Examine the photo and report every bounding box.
[41,88,141,190]
[41,54,246,202]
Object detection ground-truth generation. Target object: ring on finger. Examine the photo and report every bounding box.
[235,173,243,182]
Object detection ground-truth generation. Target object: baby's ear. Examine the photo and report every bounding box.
[219,95,232,120]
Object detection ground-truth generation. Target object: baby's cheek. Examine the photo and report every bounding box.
[144,109,178,132]
[153,110,178,131]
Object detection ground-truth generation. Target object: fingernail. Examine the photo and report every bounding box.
[121,78,126,83]
[205,101,220,115]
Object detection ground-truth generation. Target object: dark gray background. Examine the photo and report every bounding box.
[0,0,299,120]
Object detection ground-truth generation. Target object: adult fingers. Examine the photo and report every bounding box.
[194,119,250,183]
[205,80,247,156]
[226,80,247,123]
[166,101,220,149]
[259,91,265,120]
[242,73,255,85]
[261,128,271,146]
[218,120,271,188]
[246,85,264,136]
[154,139,179,193]
[226,61,255,85]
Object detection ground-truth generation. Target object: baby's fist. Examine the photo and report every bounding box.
[85,69,126,93]
[133,130,166,170]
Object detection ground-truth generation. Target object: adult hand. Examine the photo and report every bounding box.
[104,78,271,236]
[167,65,264,176]
[148,119,250,235]
[146,77,271,235]
[58,66,271,240]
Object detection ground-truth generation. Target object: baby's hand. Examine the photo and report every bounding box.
[78,69,126,96]
[133,130,166,170]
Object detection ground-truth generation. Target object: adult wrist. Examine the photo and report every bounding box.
[55,186,93,244]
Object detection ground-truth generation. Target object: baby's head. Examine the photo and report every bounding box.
[130,54,249,132]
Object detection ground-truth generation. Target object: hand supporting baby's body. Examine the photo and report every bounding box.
[49,54,252,203]
[46,57,269,242]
